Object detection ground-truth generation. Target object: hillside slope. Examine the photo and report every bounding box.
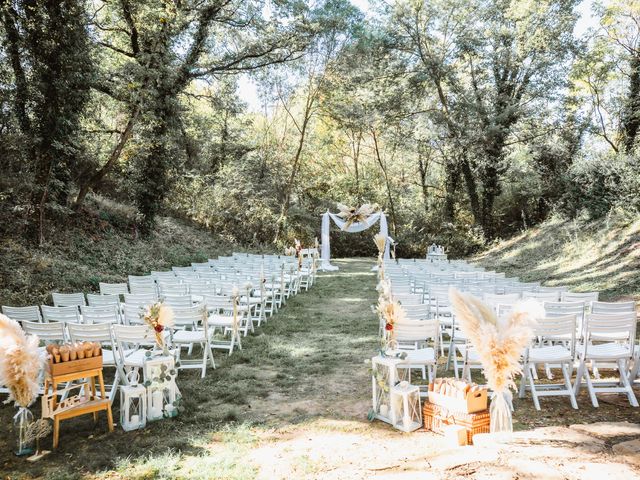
[473,212,640,301]
[0,196,241,306]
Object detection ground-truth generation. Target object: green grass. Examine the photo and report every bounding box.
[473,211,640,301]
[0,259,380,479]
[1,256,639,478]
[0,195,242,306]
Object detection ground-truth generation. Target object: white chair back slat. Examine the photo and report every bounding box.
[591,301,636,315]
[22,320,66,342]
[52,292,86,308]
[87,293,120,308]
[124,293,157,308]
[99,282,128,296]
[561,292,599,303]
[41,305,81,323]
[81,305,120,324]
[2,305,42,322]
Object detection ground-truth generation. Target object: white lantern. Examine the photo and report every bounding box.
[120,371,146,431]
[143,354,179,421]
[390,381,422,432]
[371,355,409,424]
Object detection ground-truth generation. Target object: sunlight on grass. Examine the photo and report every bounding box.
[475,213,640,300]
[110,450,182,479]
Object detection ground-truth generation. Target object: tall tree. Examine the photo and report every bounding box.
[1,0,94,244]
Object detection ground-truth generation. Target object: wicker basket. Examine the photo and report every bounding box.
[423,403,490,445]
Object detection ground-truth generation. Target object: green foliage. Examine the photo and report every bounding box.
[0,0,639,258]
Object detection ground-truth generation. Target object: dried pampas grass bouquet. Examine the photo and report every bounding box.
[0,314,42,408]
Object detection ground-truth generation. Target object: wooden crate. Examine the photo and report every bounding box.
[48,355,103,377]
[423,403,490,445]
[427,388,487,413]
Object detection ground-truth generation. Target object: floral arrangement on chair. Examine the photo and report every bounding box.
[374,282,407,357]
[142,302,175,349]
[336,203,377,230]
[449,288,538,437]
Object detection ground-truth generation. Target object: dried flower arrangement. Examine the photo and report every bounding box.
[142,302,175,348]
[0,315,42,408]
[449,288,538,434]
[336,203,377,230]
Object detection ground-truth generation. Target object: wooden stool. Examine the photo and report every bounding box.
[43,362,114,449]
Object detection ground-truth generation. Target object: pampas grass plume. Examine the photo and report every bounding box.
[0,314,42,407]
[449,288,535,393]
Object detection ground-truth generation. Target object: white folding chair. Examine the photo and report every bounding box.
[124,293,156,308]
[171,306,215,378]
[41,305,81,323]
[561,291,599,304]
[99,282,128,296]
[52,292,86,308]
[591,301,636,314]
[203,295,243,354]
[128,275,157,295]
[81,305,120,324]
[575,313,638,407]
[112,324,159,381]
[522,291,560,302]
[87,293,120,308]
[159,283,189,297]
[22,320,67,344]
[394,318,440,389]
[519,314,578,410]
[163,295,193,309]
[2,305,42,322]
[122,304,145,325]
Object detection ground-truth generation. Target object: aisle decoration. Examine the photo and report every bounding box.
[143,355,180,421]
[295,239,303,269]
[336,203,377,230]
[120,371,146,431]
[449,289,536,438]
[142,302,174,351]
[0,314,43,456]
[320,203,389,271]
[374,233,386,278]
[42,341,113,449]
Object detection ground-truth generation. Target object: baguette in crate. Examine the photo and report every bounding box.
[424,378,489,445]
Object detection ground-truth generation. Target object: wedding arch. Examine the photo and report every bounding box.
[320,209,391,271]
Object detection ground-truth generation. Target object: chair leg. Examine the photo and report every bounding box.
[561,363,578,409]
[528,366,541,410]
[582,365,599,407]
[208,344,216,369]
[453,349,460,380]
[618,359,639,407]
[518,364,527,399]
[201,346,208,379]
[574,360,584,396]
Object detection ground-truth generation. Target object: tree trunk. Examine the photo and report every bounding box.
[371,129,398,236]
[1,7,31,134]
[273,108,312,244]
[75,108,139,208]
[622,53,640,153]
[460,158,482,227]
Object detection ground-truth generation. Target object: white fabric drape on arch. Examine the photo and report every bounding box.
[320,210,390,271]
